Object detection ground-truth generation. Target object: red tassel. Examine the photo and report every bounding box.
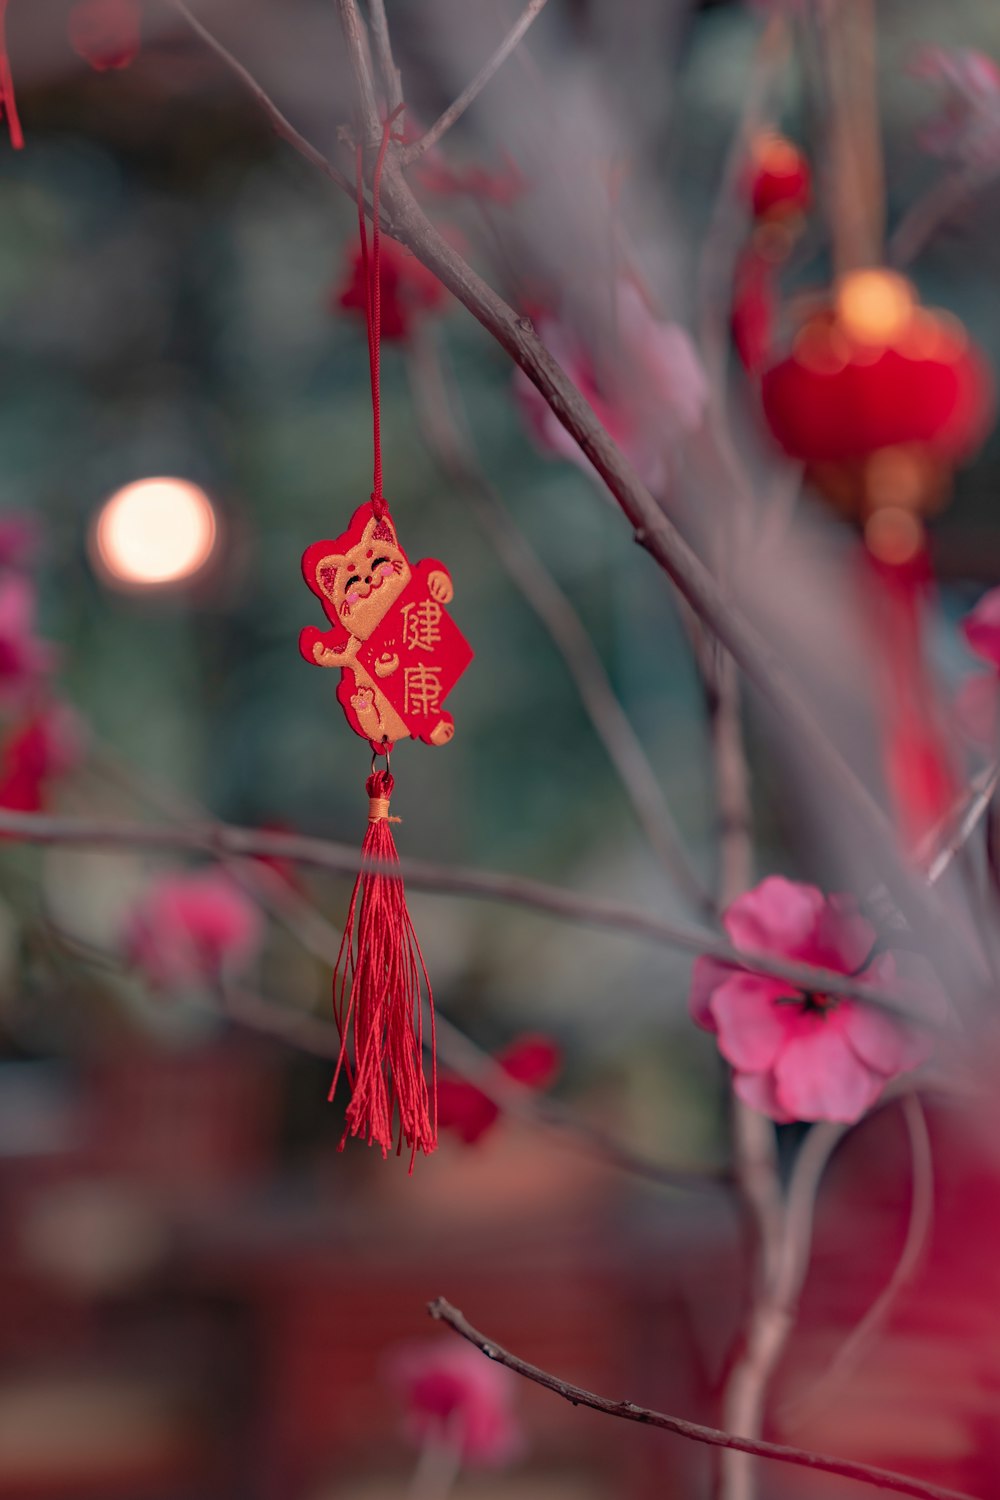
[860,540,957,850]
[329,768,437,1167]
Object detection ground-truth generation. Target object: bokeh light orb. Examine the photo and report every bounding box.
[94,478,217,588]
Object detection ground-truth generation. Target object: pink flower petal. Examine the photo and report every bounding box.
[840,1000,928,1077]
[774,1025,885,1123]
[708,973,789,1071]
[722,876,827,959]
[732,1068,795,1124]
[689,955,732,1027]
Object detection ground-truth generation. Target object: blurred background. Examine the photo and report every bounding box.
[1,0,1000,1496]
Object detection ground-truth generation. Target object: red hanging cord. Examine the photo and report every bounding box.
[331,110,439,1167]
[0,1,24,150]
[355,105,405,520]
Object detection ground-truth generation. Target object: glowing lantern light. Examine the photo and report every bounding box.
[93,478,217,588]
[760,270,994,520]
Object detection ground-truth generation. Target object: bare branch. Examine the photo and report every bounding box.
[426,1298,979,1500]
[0,807,934,1021]
[368,0,403,114]
[889,168,996,269]
[925,757,1000,885]
[400,0,551,162]
[173,0,961,964]
[336,0,383,145]
[406,326,715,920]
[166,1,353,193]
[779,1094,934,1427]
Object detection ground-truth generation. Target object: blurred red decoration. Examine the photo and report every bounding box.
[0,576,56,703]
[747,131,811,222]
[0,0,22,149]
[386,1338,525,1467]
[121,869,264,991]
[68,0,141,72]
[415,152,529,206]
[761,270,995,521]
[732,248,778,375]
[0,703,85,814]
[437,1033,562,1145]
[336,238,447,342]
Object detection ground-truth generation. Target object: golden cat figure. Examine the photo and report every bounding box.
[299,502,472,748]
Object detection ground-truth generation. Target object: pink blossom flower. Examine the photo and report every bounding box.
[690,877,936,1124]
[513,280,707,493]
[122,870,263,991]
[386,1339,524,1467]
[910,47,1000,168]
[0,576,56,702]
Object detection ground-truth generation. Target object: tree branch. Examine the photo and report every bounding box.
[368,0,403,114]
[426,1298,979,1500]
[166,0,353,193]
[0,807,933,1021]
[400,0,551,162]
[924,757,1000,885]
[406,325,715,920]
[778,1094,934,1428]
[889,168,996,269]
[172,0,962,971]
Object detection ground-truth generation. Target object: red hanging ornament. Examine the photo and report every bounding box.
[746,131,811,224]
[299,111,472,1166]
[759,269,994,847]
[760,269,994,516]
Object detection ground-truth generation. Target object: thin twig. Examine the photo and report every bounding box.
[368,0,404,114]
[779,1095,934,1428]
[166,0,353,194]
[889,168,995,269]
[0,807,933,1020]
[426,1298,980,1500]
[400,0,551,162]
[924,757,1000,885]
[718,1120,849,1495]
[406,325,715,920]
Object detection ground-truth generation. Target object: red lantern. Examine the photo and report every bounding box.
[747,131,812,222]
[761,270,994,848]
[761,270,994,530]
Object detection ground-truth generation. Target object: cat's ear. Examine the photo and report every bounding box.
[314,553,346,602]
[302,541,347,603]
[364,511,398,548]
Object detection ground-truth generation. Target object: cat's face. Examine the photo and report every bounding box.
[313,513,410,640]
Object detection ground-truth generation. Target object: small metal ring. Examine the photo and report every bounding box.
[369,737,392,775]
